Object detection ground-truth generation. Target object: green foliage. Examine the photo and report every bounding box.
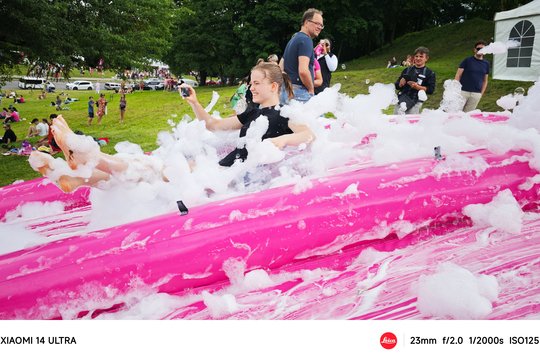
[166,0,236,83]
[0,0,174,78]
[165,0,535,80]
[467,0,534,19]
[1,13,538,186]
[1,0,535,85]
[346,18,495,71]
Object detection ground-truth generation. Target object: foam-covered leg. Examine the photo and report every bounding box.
[28,151,55,176]
[57,169,111,193]
[29,150,111,193]
[96,153,129,174]
[52,115,100,170]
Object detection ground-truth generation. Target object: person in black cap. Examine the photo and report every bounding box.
[1,123,17,145]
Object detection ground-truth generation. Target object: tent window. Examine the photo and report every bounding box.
[507,20,535,68]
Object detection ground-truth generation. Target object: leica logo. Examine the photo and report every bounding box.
[381,337,396,344]
[380,332,397,349]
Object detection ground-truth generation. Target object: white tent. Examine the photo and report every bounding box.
[494,0,540,81]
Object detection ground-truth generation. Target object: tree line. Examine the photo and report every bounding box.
[0,0,532,86]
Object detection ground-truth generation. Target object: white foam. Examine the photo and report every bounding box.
[243,269,274,290]
[3,201,65,222]
[496,94,519,110]
[433,153,489,178]
[439,79,465,113]
[292,177,313,194]
[97,292,188,320]
[478,41,516,55]
[0,222,50,255]
[509,79,540,132]
[222,258,247,286]
[201,291,239,318]
[416,262,499,319]
[463,189,524,234]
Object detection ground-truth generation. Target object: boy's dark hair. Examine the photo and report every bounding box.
[475,40,487,48]
[414,46,430,56]
[42,118,48,122]
[49,113,57,119]
[302,8,323,24]
[31,118,39,123]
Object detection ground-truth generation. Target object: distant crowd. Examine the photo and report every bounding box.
[4,8,491,165]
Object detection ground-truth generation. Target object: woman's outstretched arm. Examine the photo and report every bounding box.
[269,123,315,149]
[180,85,242,131]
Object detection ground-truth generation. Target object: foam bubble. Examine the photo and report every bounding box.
[416,262,499,319]
[478,41,515,55]
[0,222,51,255]
[463,189,524,234]
[201,291,239,318]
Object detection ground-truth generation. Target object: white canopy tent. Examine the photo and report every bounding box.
[494,0,540,81]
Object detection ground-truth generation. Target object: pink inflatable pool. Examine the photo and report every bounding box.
[1,147,539,319]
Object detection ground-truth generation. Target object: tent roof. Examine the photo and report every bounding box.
[495,0,540,21]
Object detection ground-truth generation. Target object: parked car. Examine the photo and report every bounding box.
[18,77,56,91]
[180,78,199,87]
[143,78,164,90]
[66,81,94,90]
[104,82,121,90]
[45,81,56,92]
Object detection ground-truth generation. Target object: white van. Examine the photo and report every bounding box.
[18,77,54,89]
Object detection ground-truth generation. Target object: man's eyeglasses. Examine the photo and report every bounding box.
[308,20,324,29]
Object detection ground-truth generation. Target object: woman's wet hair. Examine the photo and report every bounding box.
[251,62,294,100]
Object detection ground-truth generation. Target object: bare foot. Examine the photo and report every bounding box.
[29,151,73,192]
[57,175,81,193]
[51,115,77,168]
[28,151,55,176]
[52,115,97,170]
[30,151,102,193]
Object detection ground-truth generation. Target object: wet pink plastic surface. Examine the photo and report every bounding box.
[0,149,538,319]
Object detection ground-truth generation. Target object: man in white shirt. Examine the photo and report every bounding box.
[36,118,49,136]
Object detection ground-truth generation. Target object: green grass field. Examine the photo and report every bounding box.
[0,87,237,186]
[0,18,536,187]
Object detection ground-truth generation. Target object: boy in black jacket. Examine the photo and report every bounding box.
[394,47,436,114]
